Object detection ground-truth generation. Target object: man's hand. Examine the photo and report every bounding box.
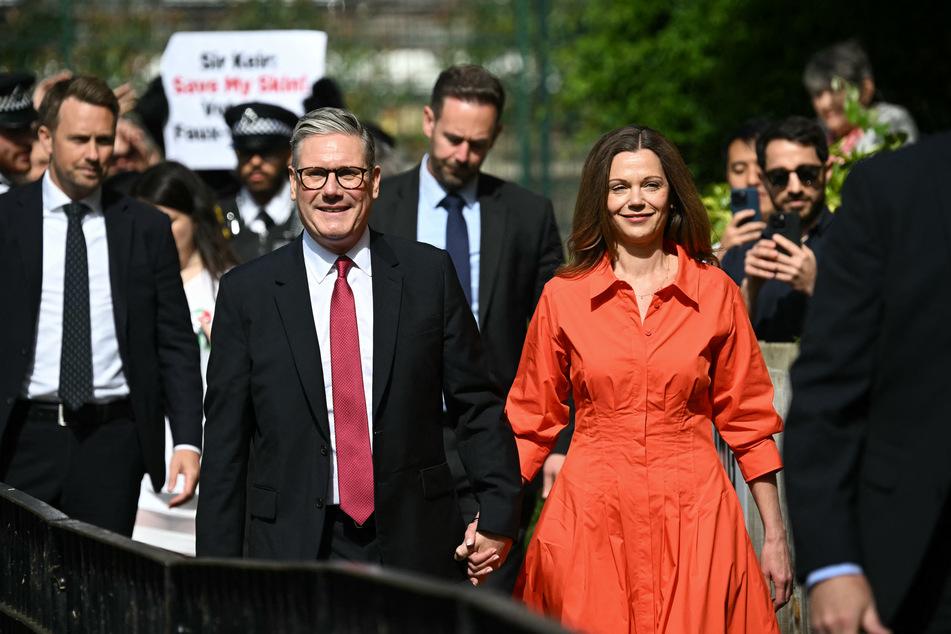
[809,574,891,634]
[166,448,200,508]
[541,453,566,499]
[719,211,766,253]
[771,235,818,295]
[744,236,818,295]
[760,534,794,610]
[32,70,73,109]
[112,82,138,115]
[453,516,513,586]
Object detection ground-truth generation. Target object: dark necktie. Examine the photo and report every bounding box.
[256,208,276,231]
[439,193,472,306]
[330,256,374,525]
[60,202,93,411]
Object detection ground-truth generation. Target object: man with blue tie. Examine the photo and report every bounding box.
[371,64,566,592]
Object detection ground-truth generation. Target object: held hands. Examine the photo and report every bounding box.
[744,235,818,296]
[809,574,891,634]
[166,448,200,508]
[719,211,767,254]
[760,533,794,610]
[453,515,513,586]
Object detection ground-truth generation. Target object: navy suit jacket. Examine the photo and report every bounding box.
[0,180,203,490]
[196,231,522,579]
[370,167,564,393]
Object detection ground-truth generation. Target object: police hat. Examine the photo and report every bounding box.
[0,72,38,129]
[224,102,298,154]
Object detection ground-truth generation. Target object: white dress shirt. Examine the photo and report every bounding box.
[22,172,130,402]
[416,155,481,326]
[302,227,374,505]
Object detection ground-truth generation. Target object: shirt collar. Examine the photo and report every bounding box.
[301,225,372,281]
[418,154,479,210]
[588,241,701,309]
[41,171,103,215]
[237,179,293,220]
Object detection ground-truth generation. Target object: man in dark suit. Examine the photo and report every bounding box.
[371,65,564,591]
[785,132,951,633]
[196,107,522,584]
[0,76,203,536]
[219,102,304,263]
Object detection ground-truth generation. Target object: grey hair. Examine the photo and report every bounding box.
[802,40,874,94]
[290,107,376,169]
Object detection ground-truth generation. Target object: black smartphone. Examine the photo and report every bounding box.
[762,211,801,254]
[730,187,761,225]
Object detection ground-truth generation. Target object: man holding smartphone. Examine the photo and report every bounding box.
[717,117,774,262]
[731,116,834,342]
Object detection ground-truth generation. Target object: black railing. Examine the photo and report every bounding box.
[0,485,569,633]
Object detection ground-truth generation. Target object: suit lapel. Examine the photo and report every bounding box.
[274,239,332,441]
[369,232,401,425]
[477,181,507,326]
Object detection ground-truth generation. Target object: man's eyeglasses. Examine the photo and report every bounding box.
[295,166,368,190]
[765,165,823,189]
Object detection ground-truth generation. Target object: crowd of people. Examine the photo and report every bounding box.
[1,37,948,634]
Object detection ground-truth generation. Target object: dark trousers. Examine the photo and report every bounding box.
[317,506,383,564]
[0,402,145,536]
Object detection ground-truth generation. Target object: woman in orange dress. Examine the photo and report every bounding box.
[508,125,793,633]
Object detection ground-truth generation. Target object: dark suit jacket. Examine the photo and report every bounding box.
[785,132,951,624]
[370,167,564,392]
[0,180,204,490]
[195,231,522,580]
[218,195,303,264]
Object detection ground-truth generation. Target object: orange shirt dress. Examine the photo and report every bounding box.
[508,245,782,634]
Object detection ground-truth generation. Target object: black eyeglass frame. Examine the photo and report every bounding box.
[294,166,369,191]
[765,164,823,189]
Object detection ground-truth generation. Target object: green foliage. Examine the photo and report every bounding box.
[0,8,66,73]
[824,78,910,211]
[700,182,732,245]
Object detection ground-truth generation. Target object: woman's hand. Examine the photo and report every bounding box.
[748,472,795,610]
[760,530,794,610]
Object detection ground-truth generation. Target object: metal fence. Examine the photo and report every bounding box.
[0,486,569,634]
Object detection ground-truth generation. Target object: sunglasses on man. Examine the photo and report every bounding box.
[765,165,823,189]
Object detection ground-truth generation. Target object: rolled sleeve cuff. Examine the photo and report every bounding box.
[735,436,783,482]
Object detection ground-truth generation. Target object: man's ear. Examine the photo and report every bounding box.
[859,77,876,107]
[37,125,53,156]
[422,106,436,139]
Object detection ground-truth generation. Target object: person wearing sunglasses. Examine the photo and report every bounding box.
[737,116,834,342]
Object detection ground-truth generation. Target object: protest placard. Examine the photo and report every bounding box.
[161,30,327,170]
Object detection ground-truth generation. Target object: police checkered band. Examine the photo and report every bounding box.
[232,107,294,138]
[0,84,32,114]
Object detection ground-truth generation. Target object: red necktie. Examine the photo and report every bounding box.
[330,256,374,524]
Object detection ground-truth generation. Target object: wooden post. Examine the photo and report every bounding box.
[743,342,808,634]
